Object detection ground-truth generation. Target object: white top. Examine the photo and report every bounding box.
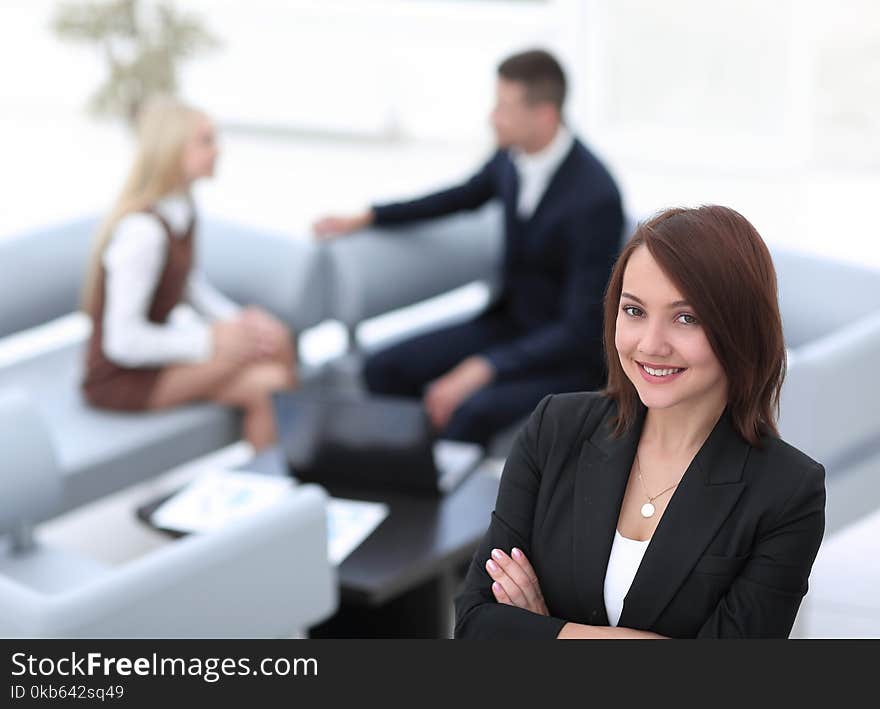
[510,124,575,219]
[603,529,651,627]
[101,193,242,367]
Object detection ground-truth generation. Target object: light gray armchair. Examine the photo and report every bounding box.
[0,216,325,517]
[774,247,880,534]
[0,389,337,638]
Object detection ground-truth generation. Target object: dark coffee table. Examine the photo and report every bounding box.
[137,445,502,638]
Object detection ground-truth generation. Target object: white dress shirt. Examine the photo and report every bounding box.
[603,529,651,627]
[101,193,242,367]
[510,124,575,219]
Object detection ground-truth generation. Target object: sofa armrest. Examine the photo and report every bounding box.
[780,311,880,469]
[324,203,503,327]
[0,388,62,537]
[19,484,336,638]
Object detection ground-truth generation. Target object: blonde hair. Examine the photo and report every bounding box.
[82,95,205,311]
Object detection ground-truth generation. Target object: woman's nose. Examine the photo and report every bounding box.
[637,320,673,358]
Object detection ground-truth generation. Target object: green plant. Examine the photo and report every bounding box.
[52,0,220,123]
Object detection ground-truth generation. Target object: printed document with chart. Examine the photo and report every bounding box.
[150,469,388,564]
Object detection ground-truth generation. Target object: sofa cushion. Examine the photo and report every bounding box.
[0,342,239,517]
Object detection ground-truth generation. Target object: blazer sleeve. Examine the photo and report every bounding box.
[454,395,570,639]
[696,462,826,638]
[371,152,500,225]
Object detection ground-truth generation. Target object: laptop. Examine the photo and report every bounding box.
[273,391,484,495]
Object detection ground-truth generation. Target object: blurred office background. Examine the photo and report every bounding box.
[5,0,880,262]
[1,0,879,637]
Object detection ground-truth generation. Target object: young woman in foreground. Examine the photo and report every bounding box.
[455,205,825,638]
[82,96,295,449]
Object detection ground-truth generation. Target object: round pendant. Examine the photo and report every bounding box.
[640,502,656,518]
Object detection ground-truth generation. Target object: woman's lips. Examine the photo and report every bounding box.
[635,361,687,384]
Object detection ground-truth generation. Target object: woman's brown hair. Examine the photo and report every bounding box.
[602,205,786,446]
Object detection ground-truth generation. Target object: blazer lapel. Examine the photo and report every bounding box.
[572,403,647,625]
[618,408,748,631]
[501,157,520,219]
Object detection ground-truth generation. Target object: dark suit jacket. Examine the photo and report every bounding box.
[454,392,826,638]
[372,139,623,380]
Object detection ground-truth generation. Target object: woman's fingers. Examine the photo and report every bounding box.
[239,315,283,359]
[511,548,544,597]
[490,549,543,610]
[486,549,544,613]
[485,558,529,609]
[485,548,548,615]
[510,548,548,614]
[491,581,513,606]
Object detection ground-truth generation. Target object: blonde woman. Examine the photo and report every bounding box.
[82,96,296,450]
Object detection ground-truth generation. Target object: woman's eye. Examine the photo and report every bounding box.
[676,313,698,325]
[622,305,643,317]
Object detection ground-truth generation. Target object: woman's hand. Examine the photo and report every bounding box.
[212,319,262,368]
[239,307,290,359]
[485,547,549,616]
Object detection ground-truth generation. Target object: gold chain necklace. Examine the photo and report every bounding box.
[635,452,679,518]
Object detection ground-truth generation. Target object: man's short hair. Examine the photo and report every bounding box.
[497,49,567,111]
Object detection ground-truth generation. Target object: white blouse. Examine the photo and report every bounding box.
[603,529,651,627]
[101,193,241,367]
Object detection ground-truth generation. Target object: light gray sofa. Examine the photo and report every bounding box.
[0,389,336,638]
[774,248,880,534]
[0,216,325,517]
[0,203,626,515]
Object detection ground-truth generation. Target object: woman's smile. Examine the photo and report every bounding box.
[635,360,688,383]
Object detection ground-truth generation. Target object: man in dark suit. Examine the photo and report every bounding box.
[314,49,624,444]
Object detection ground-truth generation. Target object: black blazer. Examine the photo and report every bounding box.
[454,392,826,639]
[372,140,623,379]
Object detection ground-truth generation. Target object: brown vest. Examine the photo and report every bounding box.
[82,208,195,410]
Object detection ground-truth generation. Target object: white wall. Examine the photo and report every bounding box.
[3,0,880,269]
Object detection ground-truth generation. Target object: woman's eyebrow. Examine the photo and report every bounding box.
[620,291,690,308]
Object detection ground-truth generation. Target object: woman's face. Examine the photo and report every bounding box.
[182,114,218,183]
[614,245,728,413]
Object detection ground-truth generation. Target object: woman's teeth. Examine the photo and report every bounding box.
[640,364,683,377]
